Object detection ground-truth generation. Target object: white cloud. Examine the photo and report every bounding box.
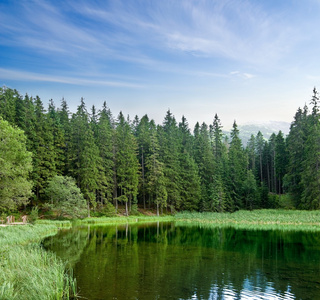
[0,68,144,88]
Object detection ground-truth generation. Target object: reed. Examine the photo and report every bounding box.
[35,219,72,228]
[175,209,320,231]
[79,215,175,225]
[0,224,77,299]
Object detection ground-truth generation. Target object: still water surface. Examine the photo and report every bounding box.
[44,222,320,300]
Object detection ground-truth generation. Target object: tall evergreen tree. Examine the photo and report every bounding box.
[32,96,56,199]
[115,112,139,215]
[135,115,152,209]
[48,99,65,175]
[193,122,216,211]
[70,98,101,216]
[145,122,167,215]
[284,106,309,206]
[158,110,182,212]
[95,101,115,205]
[227,121,247,210]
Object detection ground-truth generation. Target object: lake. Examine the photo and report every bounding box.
[43,222,320,299]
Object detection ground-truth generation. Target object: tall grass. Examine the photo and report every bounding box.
[79,215,174,225]
[0,224,77,299]
[175,209,320,231]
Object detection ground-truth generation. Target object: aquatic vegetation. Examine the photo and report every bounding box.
[79,215,174,225]
[175,209,320,231]
[0,224,77,299]
[35,219,72,228]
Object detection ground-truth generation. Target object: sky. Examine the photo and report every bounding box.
[1,0,320,130]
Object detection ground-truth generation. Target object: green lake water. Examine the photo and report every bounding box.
[43,222,320,299]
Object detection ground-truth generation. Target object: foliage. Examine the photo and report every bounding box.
[44,175,87,218]
[29,206,39,223]
[0,118,33,211]
[2,86,320,213]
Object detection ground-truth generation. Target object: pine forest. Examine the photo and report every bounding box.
[1,86,320,217]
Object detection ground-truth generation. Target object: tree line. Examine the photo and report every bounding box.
[1,86,319,216]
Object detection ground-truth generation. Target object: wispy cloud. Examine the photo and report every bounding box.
[230,71,255,79]
[0,0,304,68]
[0,68,144,88]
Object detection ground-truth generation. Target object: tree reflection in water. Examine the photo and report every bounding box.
[44,222,320,300]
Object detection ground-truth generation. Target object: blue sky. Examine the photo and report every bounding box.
[1,0,320,129]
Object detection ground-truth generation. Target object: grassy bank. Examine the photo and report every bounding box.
[79,215,174,225]
[175,209,320,231]
[0,223,77,299]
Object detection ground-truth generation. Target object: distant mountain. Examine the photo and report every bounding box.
[224,121,291,146]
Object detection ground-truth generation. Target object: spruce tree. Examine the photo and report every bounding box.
[70,98,101,216]
[227,121,247,210]
[158,110,182,212]
[32,96,56,199]
[145,122,167,215]
[96,101,115,206]
[115,112,139,215]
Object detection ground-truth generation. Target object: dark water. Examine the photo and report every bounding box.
[44,222,320,300]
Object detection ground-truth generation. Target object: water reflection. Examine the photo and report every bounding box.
[44,222,320,300]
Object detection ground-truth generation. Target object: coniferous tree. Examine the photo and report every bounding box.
[178,116,201,211]
[193,122,216,211]
[0,86,17,124]
[57,98,72,176]
[115,112,139,215]
[227,121,248,210]
[48,99,65,175]
[284,106,309,206]
[135,115,152,209]
[247,134,256,172]
[158,110,182,212]
[255,131,264,184]
[300,88,320,209]
[145,121,167,215]
[70,98,101,216]
[275,131,288,194]
[32,96,56,199]
[95,102,115,205]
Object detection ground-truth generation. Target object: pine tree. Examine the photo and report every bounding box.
[48,99,65,175]
[70,98,101,216]
[284,106,309,206]
[115,112,139,215]
[275,131,288,194]
[145,123,167,215]
[95,101,115,206]
[178,116,201,211]
[57,98,71,176]
[300,88,320,209]
[193,122,216,211]
[255,131,264,183]
[135,115,152,209]
[227,121,248,210]
[158,110,182,212]
[32,96,56,199]
[0,86,17,124]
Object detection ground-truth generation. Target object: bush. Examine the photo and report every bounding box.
[101,202,117,217]
[29,206,39,223]
[44,175,87,218]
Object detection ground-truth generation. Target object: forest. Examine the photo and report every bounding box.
[1,86,320,217]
